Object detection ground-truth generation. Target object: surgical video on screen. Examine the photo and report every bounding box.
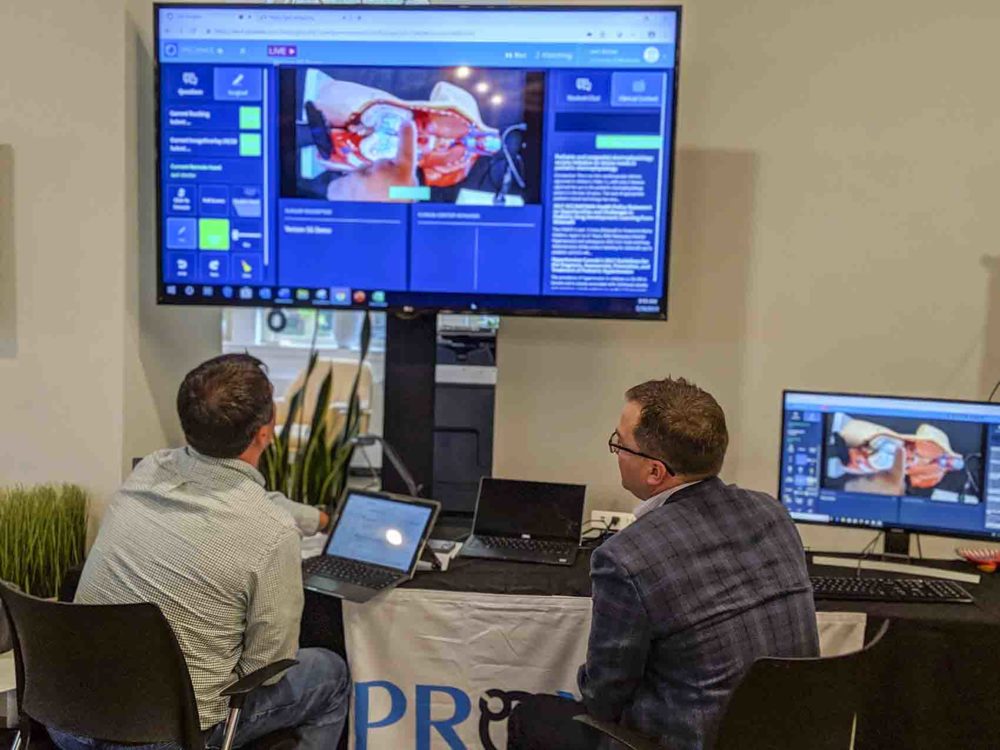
[822,412,979,501]
[326,494,433,571]
[780,393,1000,539]
[287,67,541,206]
[157,7,678,318]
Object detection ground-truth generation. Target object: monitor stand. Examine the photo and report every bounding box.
[811,529,981,584]
[383,312,437,497]
[382,312,475,538]
[882,527,912,560]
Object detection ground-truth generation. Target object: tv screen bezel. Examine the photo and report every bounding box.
[153,2,682,321]
[779,388,1000,542]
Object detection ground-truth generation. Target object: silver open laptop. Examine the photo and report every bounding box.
[303,489,440,603]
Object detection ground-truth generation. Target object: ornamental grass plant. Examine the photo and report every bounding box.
[0,483,88,598]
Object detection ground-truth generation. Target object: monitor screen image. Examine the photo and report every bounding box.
[155,5,680,318]
[474,477,585,540]
[325,493,434,571]
[780,391,1000,540]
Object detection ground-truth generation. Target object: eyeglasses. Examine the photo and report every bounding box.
[608,431,675,476]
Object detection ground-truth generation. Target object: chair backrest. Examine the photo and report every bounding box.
[0,581,204,750]
[714,619,890,750]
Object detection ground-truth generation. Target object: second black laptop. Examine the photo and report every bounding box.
[460,478,585,566]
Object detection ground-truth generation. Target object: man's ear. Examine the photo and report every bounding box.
[646,460,667,486]
[255,422,273,449]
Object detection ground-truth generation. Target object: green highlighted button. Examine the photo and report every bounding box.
[239,133,262,157]
[199,219,230,251]
[595,135,662,150]
[389,185,431,201]
[239,106,262,130]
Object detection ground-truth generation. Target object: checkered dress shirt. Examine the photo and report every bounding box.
[578,477,819,749]
[75,447,320,729]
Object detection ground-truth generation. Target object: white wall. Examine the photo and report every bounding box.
[494,0,1000,558]
[124,0,222,475]
[0,0,131,522]
[0,0,220,528]
[4,0,1000,559]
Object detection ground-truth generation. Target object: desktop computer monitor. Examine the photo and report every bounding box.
[155,5,681,319]
[780,390,1000,541]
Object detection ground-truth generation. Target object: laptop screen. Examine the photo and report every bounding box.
[325,493,434,571]
[474,478,585,540]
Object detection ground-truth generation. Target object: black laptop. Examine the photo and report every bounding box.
[459,478,585,566]
[303,489,439,603]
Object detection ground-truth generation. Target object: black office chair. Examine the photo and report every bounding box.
[575,619,891,750]
[0,582,296,750]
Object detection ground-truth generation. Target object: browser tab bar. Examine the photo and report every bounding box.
[158,8,677,46]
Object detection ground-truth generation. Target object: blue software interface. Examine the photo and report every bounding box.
[326,493,433,571]
[156,6,679,318]
[780,392,1000,540]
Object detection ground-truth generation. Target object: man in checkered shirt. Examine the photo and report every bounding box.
[49,354,350,750]
[509,377,819,750]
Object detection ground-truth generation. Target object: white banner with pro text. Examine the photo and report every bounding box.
[343,589,866,750]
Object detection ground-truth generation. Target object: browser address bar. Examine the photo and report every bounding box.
[202,26,476,40]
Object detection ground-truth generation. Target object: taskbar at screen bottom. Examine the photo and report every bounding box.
[158,283,666,319]
[788,511,1000,541]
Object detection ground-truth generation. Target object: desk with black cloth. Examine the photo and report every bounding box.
[299,551,592,657]
[301,550,1000,750]
[809,554,1000,750]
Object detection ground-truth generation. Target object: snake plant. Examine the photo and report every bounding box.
[260,311,372,508]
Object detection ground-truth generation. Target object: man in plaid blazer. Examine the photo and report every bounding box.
[508,377,819,750]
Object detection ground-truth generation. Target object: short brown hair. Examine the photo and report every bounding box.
[177,354,275,458]
[625,377,728,477]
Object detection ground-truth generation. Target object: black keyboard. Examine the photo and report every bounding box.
[308,556,399,589]
[478,535,574,554]
[810,576,974,604]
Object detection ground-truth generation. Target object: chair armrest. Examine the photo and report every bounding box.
[572,715,663,750]
[221,659,298,700]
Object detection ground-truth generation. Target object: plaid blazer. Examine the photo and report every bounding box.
[578,477,819,749]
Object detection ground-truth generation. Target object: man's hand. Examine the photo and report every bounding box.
[319,509,332,534]
[325,119,419,202]
[311,76,394,128]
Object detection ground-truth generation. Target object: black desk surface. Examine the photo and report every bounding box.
[403,547,1000,625]
[401,549,594,597]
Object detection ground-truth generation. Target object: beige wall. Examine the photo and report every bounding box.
[124,0,222,477]
[3,0,1000,558]
[0,0,220,527]
[495,0,1000,557]
[0,0,131,520]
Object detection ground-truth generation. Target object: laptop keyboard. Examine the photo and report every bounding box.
[309,556,399,589]
[478,535,575,554]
